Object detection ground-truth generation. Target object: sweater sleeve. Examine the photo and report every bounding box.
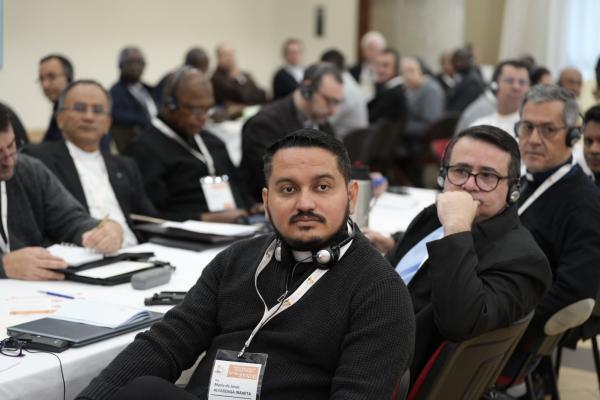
[76,249,227,400]
[330,276,415,400]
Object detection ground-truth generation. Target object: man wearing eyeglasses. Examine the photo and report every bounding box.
[125,67,256,223]
[380,125,551,384]
[470,60,530,137]
[38,54,73,142]
[23,80,156,248]
[240,63,343,202]
[0,103,124,281]
[497,85,600,392]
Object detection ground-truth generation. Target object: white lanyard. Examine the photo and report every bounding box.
[239,236,353,357]
[0,181,9,253]
[152,118,216,175]
[518,160,576,215]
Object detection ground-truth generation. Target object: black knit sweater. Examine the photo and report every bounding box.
[77,232,415,399]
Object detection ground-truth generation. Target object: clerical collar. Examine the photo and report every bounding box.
[525,156,573,184]
[157,116,198,147]
[65,140,101,159]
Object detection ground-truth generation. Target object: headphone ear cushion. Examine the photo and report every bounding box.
[300,83,312,99]
[489,81,499,94]
[566,127,582,147]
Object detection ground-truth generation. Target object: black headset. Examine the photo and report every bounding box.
[298,63,341,100]
[274,220,356,269]
[163,66,194,111]
[437,139,521,204]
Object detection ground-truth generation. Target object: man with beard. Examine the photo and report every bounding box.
[77,128,415,400]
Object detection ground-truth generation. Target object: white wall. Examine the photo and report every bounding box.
[370,0,465,71]
[1,0,357,132]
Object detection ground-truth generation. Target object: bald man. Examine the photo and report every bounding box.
[558,67,583,98]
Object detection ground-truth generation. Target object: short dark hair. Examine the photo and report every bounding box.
[0,103,11,133]
[320,49,346,70]
[263,128,351,184]
[529,66,551,85]
[303,63,343,90]
[57,79,113,113]
[491,59,530,83]
[443,125,521,184]
[382,48,401,75]
[584,105,600,127]
[40,54,74,82]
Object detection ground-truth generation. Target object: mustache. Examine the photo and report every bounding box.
[289,211,326,224]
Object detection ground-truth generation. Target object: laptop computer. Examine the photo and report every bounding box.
[7,311,163,347]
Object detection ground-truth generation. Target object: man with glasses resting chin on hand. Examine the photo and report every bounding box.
[367,125,551,385]
[0,103,123,281]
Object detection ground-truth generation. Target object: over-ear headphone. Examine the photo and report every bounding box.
[565,126,582,147]
[298,63,342,101]
[163,66,194,111]
[274,221,356,269]
[437,137,521,204]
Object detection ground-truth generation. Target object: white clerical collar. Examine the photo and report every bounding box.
[65,140,101,160]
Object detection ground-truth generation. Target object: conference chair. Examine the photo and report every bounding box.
[555,291,600,392]
[407,312,533,400]
[498,298,595,400]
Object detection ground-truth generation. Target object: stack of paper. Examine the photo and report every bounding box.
[162,220,259,237]
[47,244,104,266]
[52,299,153,329]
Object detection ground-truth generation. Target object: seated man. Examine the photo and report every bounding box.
[272,38,304,100]
[38,54,73,142]
[499,85,600,393]
[368,48,407,125]
[240,63,343,202]
[0,103,123,280]
[23,80,157,247]
[77,128,415,400]
[369,125,551,382]
[125,66,254,223]
[583,105,600,186]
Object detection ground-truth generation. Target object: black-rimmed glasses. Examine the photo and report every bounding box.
[0,338,24,357]
[444,165,509,192]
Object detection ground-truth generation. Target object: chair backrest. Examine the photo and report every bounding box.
[537,298,595,356]
[408,312,533,400]
[342,120,404,170]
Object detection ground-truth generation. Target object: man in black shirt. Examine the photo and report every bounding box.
[78,129,415,400]
[583,105,600,186]
[38,54,73,142]
[499,85,600,393]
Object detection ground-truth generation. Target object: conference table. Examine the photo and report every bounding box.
[0,188,437,400]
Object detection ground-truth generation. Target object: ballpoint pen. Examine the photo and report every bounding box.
[38,290,75,300]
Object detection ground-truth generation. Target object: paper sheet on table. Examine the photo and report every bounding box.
[73,261,155,279]
[53,299,153,329]
[46,244,103,266]
[369,192,435,234]
[0,357,20,373]
[162,220,258,237]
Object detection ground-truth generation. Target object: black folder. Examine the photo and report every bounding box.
[8,311,163,347]
[64,252,172,286]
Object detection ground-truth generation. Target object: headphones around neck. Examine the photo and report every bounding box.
[274,221,356,269]
[437,141,521,204]
[565,126,582,147]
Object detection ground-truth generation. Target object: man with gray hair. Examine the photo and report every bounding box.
[350,31,387,101]
[498,85,600,394]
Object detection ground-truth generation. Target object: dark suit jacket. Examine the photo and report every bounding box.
[211,67,267,106]
[446,69,485,113]
[22,140,157,233]
[109,79,156,129]
[388,204,551,382]
[368,82,408,124]
[240,95,335,202]
[124,123,250,221]
[272,67,299,100]
[349,63,362,83]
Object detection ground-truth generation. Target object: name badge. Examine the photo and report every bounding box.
[201,175,236,212]
[208,349,268,400]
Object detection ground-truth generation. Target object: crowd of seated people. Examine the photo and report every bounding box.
[2,30,600,400]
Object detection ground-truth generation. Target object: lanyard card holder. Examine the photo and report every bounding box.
[200,175,236,212]
[64,252,173,286]
[208,349,268,400]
